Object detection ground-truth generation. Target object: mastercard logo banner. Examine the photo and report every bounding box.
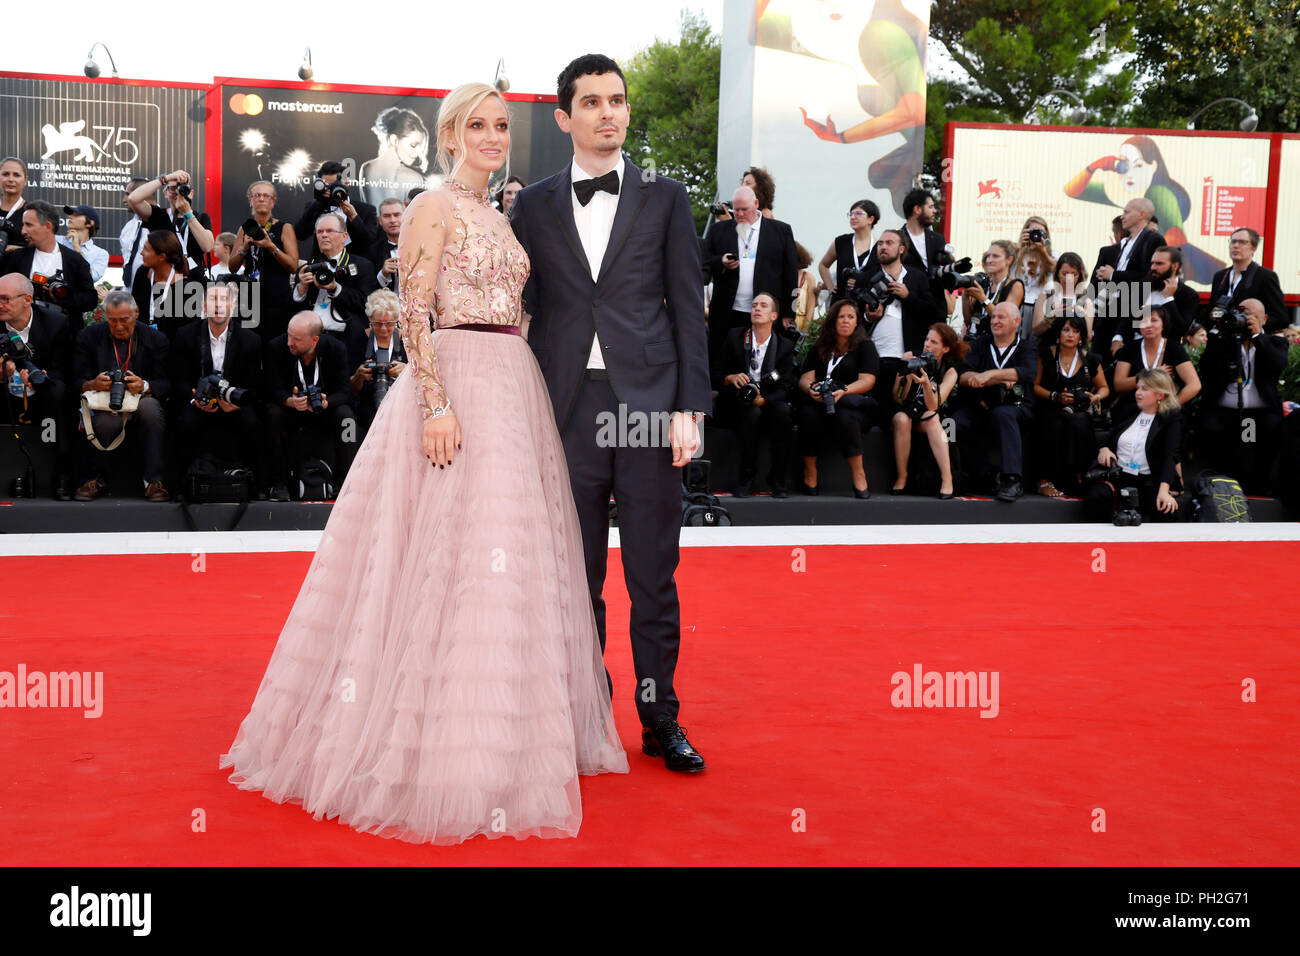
[229,94,264,116]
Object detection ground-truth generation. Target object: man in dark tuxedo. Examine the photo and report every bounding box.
[899,187,947,303]
[291,212,378,369]
[1094,198,1163,353]
[711,290,797,497]
[168,282,264,482]
[369,198,404,292]
[0,201,96,320]
[702,184,797,365]
[295,160,378,259]
[1195,297,1289,494]
[862,228,940,418]
[510,53,712,772]
[1143,246,1202,340]
[1208,228,1288,332]
[71,291,171,501]
[0,273,75,498]
[263,311,356,501]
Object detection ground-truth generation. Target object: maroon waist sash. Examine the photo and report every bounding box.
[445,323,521,335]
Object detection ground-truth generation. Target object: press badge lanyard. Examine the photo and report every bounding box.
[990,342,1016,369]
[744,327,767,377]
[296,355,320,390]
[1057,348,1080,379]
[111,335,133,374]
[826,351,846,378]
[1238,344,1254,391]
[1140,339,1165,371]
[148,269,177,323]
[738,222,758,260]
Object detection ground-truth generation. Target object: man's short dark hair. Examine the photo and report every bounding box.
[556,54,626,115]
[1154,245,1182,266]
[1232,227,1261,248]
[24,199,58,229]
[902,188,931,221]
[317,160,346,178]
[881,228,908,259]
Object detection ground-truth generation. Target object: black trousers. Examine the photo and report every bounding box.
[952,402,1033,481]
[560,373,684,728]
[1196,404,1283,495]
[714,390,793,488]
[79,395,166,485]
[797,395,872,459]
[1035,405,1098,491]
[1083,473,1187,522]
[176,402,262,476]
[2,380,74,484]
[265,402,357,487]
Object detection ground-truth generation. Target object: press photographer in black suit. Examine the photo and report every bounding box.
[168,282,263,481]
[900,188,948,307]
[0,273,75,498]
[1195,297,1289,494]
[295,161,378,260]
[702,185,798,363]
[711,291,797,497]
[263,311,357,501]
[71,291,171,502]
[1207,228,1288,332]
[369,198,404,291]
[1093,197,1163,352]
[348,289,408,433]
[953,301,1038,502]
[291,212,379,368]
[860,228,940,420]
[0,201,96,320]
[1141,246,1202,341]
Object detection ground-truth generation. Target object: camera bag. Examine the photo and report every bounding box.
[186,454,253,503]
[1189,472,1252,523]
[295,457,335,501]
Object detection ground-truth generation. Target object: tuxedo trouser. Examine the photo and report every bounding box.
[1196,404,1282,494]
[81,396,166,484]
[265,403,357,486]
[952,403,1033,479]
[561,373,683,728]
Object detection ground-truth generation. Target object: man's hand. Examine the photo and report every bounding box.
[287,386,309,411]
[887,279,908,300]
[123,371,145,395]
[1247,312,1264,336]
[190,387,218,413]
[387,361,405,377]
[669,411,701,467]
[1162,276,1179,298]
[87,372,113,392]
[339,199,358,221]
[865,303,884,321]
[723,373,751,388]
[382,256,399,277]
[296,268,316,294]
[1096,264,1115,281]
[721,253,739,271]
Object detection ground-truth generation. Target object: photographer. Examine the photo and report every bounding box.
[0,157,29,253]
[1093,198,1162,351]
[1012,217,1056,328]
[702,186,798,365]
[369,198,404,291]
[71,291,170,502]
[1140,246,1201,341]
[264,311,357,501]
[168,282,263,482]
[0,273,75,498]
[711,291,797,497]
[817,199,879,301]
[349,289,408,432]
[1084,368,1185,523]
[130,230,204,343]
[1032,314,1108,498]
[228,180,301,344]
[1207,228,1287,332]
[1195,297,1289,494]
[295,161,378,259]
[0,201,96,320]
[1113,305,1200,412]
[1031,253,1094,346]
[126,170,214,279]
[58,205,109,282]
[959,241,1023,340]
[859,229,939,419]
[953,301,1038,501]
[292,213,378,366]
[796,299,879,498]
[890,323,966,499]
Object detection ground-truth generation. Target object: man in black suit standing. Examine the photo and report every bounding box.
[899,188,946,302]
[702,184,797,364]
[863,228,940,417]
[1143,246,1202,340]
[1208,228,1288,332]
[0,273,75,498]
[296,161,378,260]
[369,198,404,292]
[1094,198,1163,354]
[510,53,711,773]
[168,282,264,482]
[291,212,378,369]
[0,201,96,320]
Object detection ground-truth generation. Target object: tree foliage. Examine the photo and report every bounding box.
[624,10,720,231]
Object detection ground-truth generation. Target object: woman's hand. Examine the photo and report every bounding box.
[1098,448,1117,468]
[422,414,461,468]
[1157,489,1178,514]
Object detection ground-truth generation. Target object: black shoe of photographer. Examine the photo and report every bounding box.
[269,483,291,502]
[641,718,706,773]
[995,473,1023,502]
[770,483,790,499]
[54,474,73,501]
[733,481,752,498]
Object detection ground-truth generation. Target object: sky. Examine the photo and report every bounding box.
[8,1,726,94]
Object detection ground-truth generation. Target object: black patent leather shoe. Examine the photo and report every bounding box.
[641,718,706,773]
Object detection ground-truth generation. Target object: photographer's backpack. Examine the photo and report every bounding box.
[682,490,732,527]
[1189,472,1252,523]
[294,457,335,502]
[186,453,253,504]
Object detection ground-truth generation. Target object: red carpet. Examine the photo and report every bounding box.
[2,541,1296,866]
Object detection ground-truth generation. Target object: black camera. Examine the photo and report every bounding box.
[1208,295,1251,340]
[944,270,990,293]
[2,333,47,387]
[1061,386,1092,414]
[1114,486,1142,527]
[0,217,19,248]
[313,178,350,205]
[195,373,248,409]
[176,182,193,199]
[710,199,732,218]
[810,377,841,415]
[1084,463,1122,484]
[928,252,973,282]
[305,382,324,413]
[366,361,394,404]
[242,217,265,242]
[1027,228,1046,245]
[905,352,939,378]
[107,368,127,411]
[857,277,895,313]
[31,272,70,305]
[306,260,337,286]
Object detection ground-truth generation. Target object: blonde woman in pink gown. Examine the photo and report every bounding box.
[220,82,628,845]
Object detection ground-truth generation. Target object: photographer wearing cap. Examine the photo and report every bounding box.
[711,291,797,497]
[1,157,30,254]
[168,282,264,484]
[295,161,378,260]
[58,205,109,282]
[0,273,75,498]
[349,289,407,433]
[70,290,171,502]
[0,200,96,320]
[1194,297,1288,494]
[125,170,215,279]
[1207,228,1287,333]
[292,212,379,366]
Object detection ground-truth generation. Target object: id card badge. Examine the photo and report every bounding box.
[1122,458,1140,476]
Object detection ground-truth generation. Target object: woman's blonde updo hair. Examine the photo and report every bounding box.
[435,82,511,188]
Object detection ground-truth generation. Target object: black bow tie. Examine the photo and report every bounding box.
[574,170,619,206]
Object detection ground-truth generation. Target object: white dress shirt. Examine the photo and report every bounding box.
[571,157,623,369]
[119,217,147,285]
[58,235,109,282]
[292,255,346,332]
[872,263,908,359]
[208,321,230,374]
[1117,412,1155,476]
[733,215,762,314]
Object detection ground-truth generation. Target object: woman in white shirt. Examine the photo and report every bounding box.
[1085,368,1184,521]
